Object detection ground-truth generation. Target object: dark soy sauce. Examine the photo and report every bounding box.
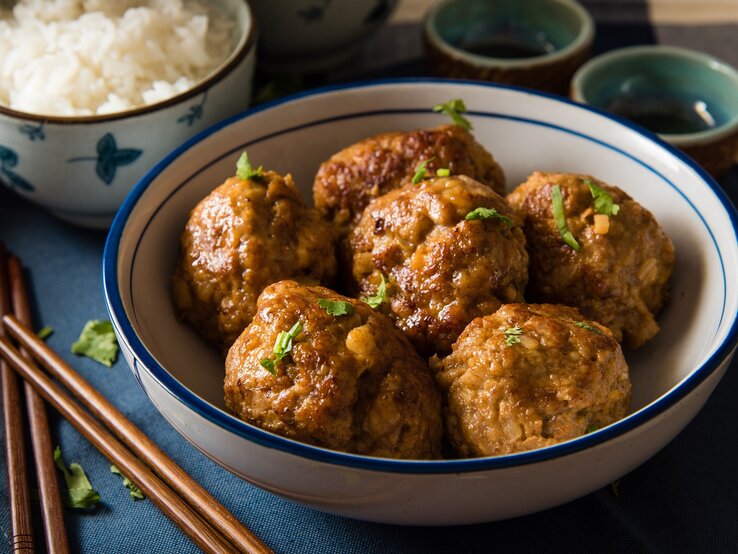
[606,95,717,135]
[459,37,550,59]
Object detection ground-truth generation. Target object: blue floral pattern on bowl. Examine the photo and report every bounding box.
[19,121,45,141]
[177,92,208,126]
[0,145,34,192]
[67,133,142,185]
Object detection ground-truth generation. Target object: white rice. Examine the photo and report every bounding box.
[0,0,237,116]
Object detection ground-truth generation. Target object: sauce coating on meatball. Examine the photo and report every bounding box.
[432,303,631,457]
[346,175,528,356]
[172,171,337,349]
[224,280,443,459]
[506,171,675,348]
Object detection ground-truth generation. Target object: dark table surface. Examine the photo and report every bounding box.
[1,3,738,553]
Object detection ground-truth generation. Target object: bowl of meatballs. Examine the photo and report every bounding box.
[103,80,738,525]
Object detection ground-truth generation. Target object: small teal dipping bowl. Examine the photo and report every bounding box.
[571,45,738,177]
[423,0,594,94]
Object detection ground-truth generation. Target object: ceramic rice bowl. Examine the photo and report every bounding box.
[103,80,738,525]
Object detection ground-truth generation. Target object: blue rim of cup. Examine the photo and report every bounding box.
[103,77,738,475]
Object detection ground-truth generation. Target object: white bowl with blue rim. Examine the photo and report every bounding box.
[102,79,738,525]
[0,0,255,229]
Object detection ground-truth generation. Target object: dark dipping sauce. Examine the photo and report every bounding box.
[606,94,717,135]
[457,33,556,60]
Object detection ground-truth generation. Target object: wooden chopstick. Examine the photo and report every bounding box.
[0,244,34,554]
[0,335,239,554]
[2,314,272,554]
[8,256,69,554]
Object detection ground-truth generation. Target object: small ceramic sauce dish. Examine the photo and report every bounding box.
[423,0,594,94]
[571,45,738,177]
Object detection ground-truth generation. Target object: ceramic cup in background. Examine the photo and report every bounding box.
[423,0,594,95]
[248,0,399,75]
[571,45,738,177]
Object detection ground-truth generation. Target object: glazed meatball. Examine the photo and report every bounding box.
[506,172,675,348]
[224,280,442,459]
[346,175,528,356]
[313,124,506,234]
[432,303,631,457]
[172,171,337,349]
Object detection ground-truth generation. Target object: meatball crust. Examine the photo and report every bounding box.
[313,124,506,234]
[432,303,631,457]
[172,171,337,349]
[506,172,675,348]
[346,175,528,356]
[224,280,442,459]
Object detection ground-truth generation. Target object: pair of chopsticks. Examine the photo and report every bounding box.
[0,244,272,554]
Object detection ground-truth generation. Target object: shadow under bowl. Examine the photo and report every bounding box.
[423,0,594,94]
[571,45,738,177]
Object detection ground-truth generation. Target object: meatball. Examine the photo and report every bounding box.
[346,175,528,356]
[506,172,675,348]
[224,280,442,459]
[172,171,337,349]
[313,124,506,234]
[432,303,631,457]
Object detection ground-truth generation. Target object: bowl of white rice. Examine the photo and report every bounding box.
[0,0,255,228]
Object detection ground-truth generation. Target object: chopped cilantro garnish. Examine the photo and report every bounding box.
[412,157,434,184]
[363,274,388,308]
[260,358,276,375]
[317,299,354,316]
[465,206,512,225]
[37,326,53,340]
[433,99,472,130]
[71,320,118,367]
[585,424,599,434]
[436,168,451,177]
[585,179,620,216]
[274,321,303,361]
[53,446,100,509]
[551,185,581,251]
[110,465,145,501]
[235,151,264,181]
[261,321,304,374]
[575,321,603,334]
[504,326,523,346]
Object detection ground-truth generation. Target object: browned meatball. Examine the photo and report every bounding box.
[313,124,506,234]
[506,172,675,348]
[346,175,528,356]
[432,303,631,457]
[172,171,337,349]
[224,280,442,459]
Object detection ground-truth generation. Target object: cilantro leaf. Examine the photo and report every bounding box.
[585,424,599,434]
[71,320,118,367]
[504,326,523,346]
[433,99,472,129]
[551,185,581,251]
[260,358,276,375]
[465,206,512,225]
[575,321,603,334]
[412,157,434,184]
[362,274,388,308]
[53,446,100,509]
[37,326,53,340]
[236,151,264,181]
[317,299,354,316]
[585,179,620,216]
[261,321,304,372]
[110,465,145,501]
